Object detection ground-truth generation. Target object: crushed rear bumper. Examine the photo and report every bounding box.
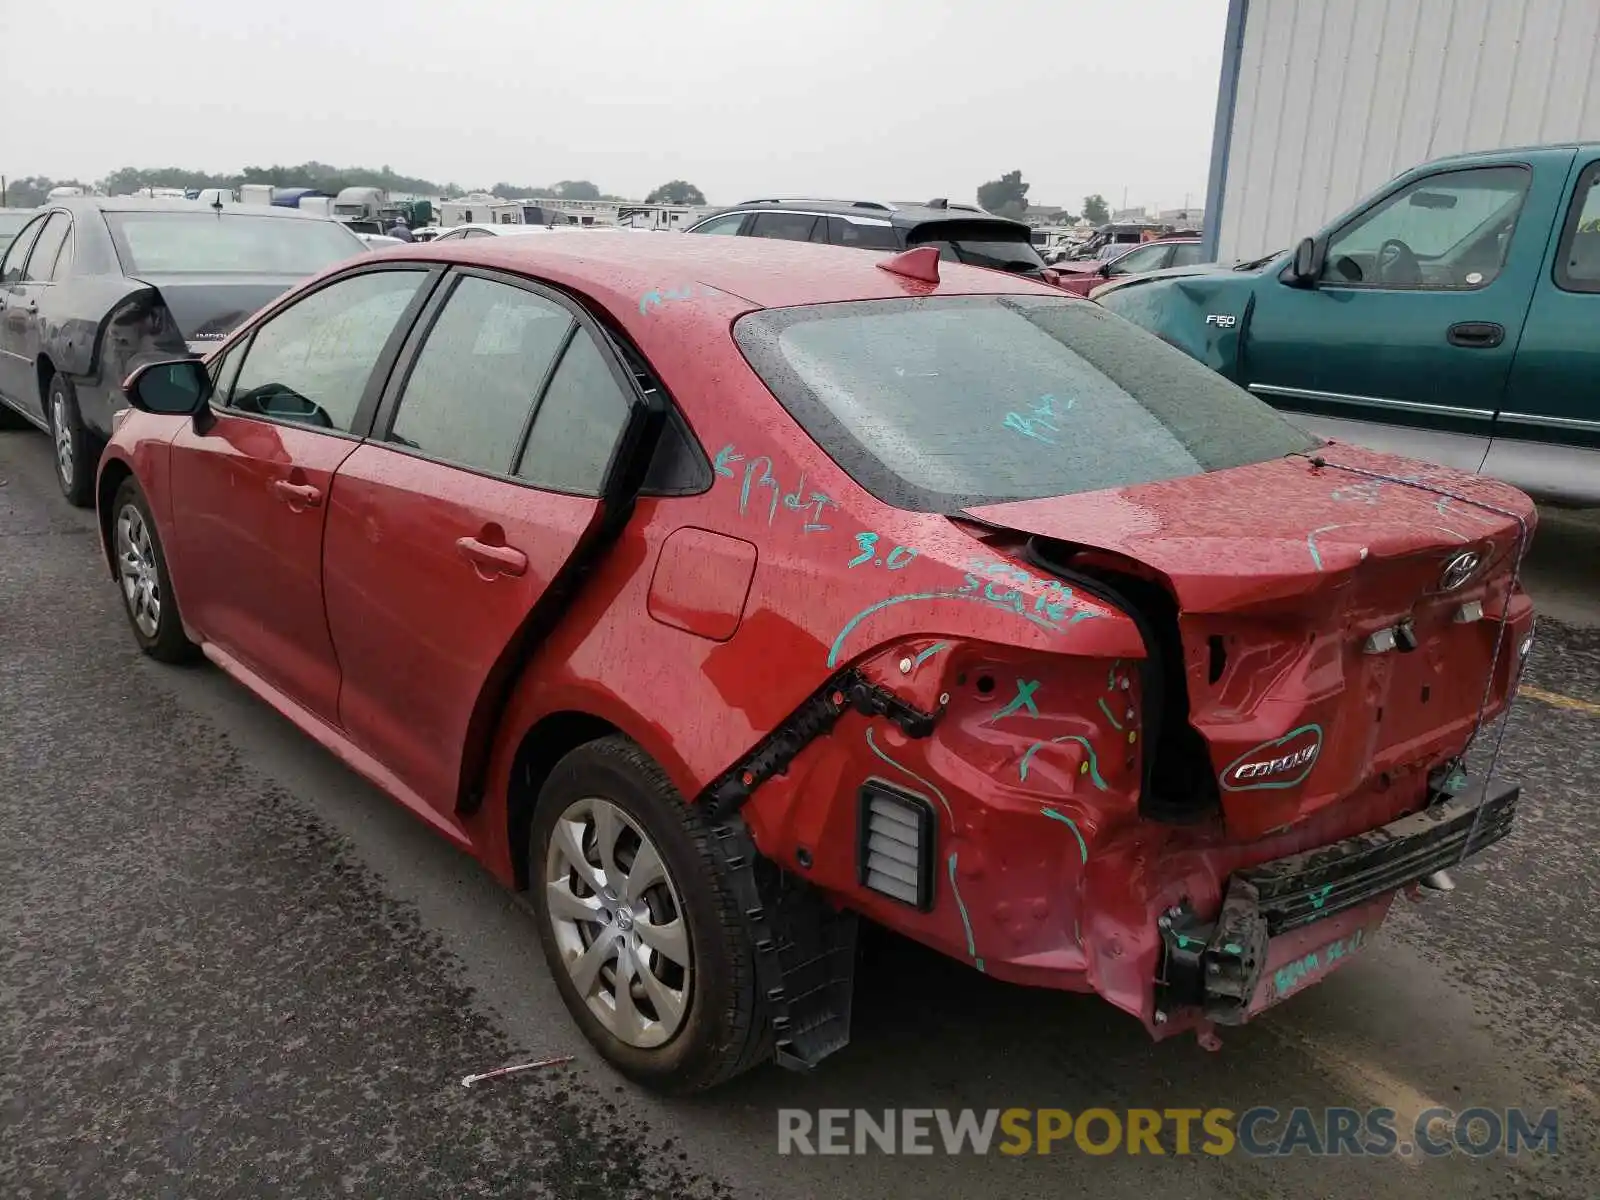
[1155,774,1520,1025]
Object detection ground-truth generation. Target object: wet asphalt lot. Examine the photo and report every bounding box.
[1,426,1597,1200]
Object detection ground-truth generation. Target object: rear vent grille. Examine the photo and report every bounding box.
[857,780,936,910]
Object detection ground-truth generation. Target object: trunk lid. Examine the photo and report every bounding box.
[965,447,1536,839]
[134,273,304,353]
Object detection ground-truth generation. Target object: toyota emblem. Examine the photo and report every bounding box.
[1438,551,1482,591]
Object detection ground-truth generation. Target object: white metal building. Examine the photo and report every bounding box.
[1202,0,1600,262]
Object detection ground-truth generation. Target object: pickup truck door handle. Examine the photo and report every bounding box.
[1447,322,1505,348]
[270,479,322,508]
[456,535,528,578]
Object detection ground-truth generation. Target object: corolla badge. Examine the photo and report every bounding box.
[1221,725,1323,792]
[1438,551,1482,592]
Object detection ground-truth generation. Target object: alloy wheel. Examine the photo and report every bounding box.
[116,504,161,638]
[544,796,692,1049]
[51,391,74,488]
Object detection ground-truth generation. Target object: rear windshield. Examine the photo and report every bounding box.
[734,295,1318,511]
[105,211,366,275]
[906,220,1047,274]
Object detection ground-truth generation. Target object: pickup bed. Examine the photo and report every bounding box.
[1095,143,1600,507]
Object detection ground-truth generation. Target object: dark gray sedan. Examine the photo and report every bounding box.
[0,198,366,504]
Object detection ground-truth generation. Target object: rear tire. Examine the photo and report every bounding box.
[110,478,199,664]
[47,373,98,508]
[529,735,770,1093]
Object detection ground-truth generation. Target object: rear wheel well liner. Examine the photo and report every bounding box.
[506,711,621,889]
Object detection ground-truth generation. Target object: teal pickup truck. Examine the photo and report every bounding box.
[1095,143,1600,506]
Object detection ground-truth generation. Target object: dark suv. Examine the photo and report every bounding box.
[683,198,1049,276]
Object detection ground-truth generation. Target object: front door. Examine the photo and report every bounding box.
[168,268,430,721]
[1488,155,1600,505]
[0,213,48,412]
[323,271,631,818]
[1242,162,1561,473]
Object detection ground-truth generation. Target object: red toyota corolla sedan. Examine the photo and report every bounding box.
[97,232,1536,1092]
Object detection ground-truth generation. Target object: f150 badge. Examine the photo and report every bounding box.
[1221,724,1323,791]
[1204,313,1237,328]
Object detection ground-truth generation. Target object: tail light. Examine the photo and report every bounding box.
[857,780,935,910]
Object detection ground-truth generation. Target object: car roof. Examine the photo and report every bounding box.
[53,197,334,220]
[374,229,1064,311]
[693,197,1031,232]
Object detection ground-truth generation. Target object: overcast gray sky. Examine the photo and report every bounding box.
[3,0,1225,210]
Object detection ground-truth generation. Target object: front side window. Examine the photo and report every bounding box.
[388,276,573,473]
[687,212,747,236]
[0,216,46,285]
[1322,166,1529,289]
[517,329,632,495]
[734,295,1317,511]
[748,212,818,242]
[229,270,425,431]
[104,212,367,274]
[1555,160,1600,293]
[21,214,71,283]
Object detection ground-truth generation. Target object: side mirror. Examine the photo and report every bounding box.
[123,358,212,416]
[1289,236,1325,287]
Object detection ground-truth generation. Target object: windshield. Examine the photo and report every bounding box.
[105,212,366,274]
[734,295,1317,511]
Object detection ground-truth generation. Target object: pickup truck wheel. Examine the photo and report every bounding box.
[111,477,199,664]
[530,735,770,1093]
[47,374,97,507]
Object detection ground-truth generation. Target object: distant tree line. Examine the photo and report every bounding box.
[3,165,712,209]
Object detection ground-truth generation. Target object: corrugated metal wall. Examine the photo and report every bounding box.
[1216,0,1600,261]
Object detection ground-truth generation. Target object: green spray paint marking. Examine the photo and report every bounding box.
[947,852,983,971]
[987,678,1041,723]
[865,726,954,829]
[1097,697,1124,730]
[1019,736,1108,791]
[912,641,951,669]
[1308,883,1334,911]
[1040,807,1089,864]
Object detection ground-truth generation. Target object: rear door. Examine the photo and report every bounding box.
[1241,161,1565,472]
[746,211,819,242]
[168,266,434,720]
[322,269,638,819]
[1487,155,1600,505]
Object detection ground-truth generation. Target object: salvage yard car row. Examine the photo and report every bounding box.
[0,204,1531,1093]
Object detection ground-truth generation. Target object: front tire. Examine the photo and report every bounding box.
[530,736,770,1093]
[111,478,198,664]
[47,373,98,508]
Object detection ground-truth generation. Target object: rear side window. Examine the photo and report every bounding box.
[517,330,631,495]
[388,276,573,473]
[748,212,818,242]
[1555,160,1600,293]
[829,218,901,251]
[734,295,1318,511]
[22,214,70,283]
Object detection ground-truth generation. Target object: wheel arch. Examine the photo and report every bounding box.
[96,454,136,579]
[35,354,56,408]
[506,710,623,890]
